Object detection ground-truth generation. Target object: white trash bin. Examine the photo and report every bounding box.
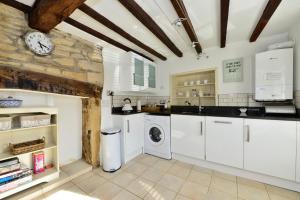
[101,128,121,172]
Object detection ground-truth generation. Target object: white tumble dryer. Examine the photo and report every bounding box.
[144,115,171,159]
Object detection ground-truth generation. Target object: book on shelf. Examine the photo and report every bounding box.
[0,163,21,176]
[33,151,45,174]
[0,173,32,192]
[0,157,19,168]
[0,168,32,185]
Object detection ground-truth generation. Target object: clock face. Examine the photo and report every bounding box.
[24,32,54,56]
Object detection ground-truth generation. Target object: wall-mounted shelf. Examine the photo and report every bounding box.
[0,107,59,199]
[171,69,217,106]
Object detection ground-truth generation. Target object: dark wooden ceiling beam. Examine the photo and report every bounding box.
[250,0,282,42]
[64,18,154,61]
[220,0,230,48]
[0,0,154,61]
[170,0,202,54]
[79,4,167,61]
[0,0,31,12]
[28,0,86,33]
[119,0,183,57]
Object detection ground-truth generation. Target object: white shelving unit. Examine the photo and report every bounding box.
[171,69,217,106]
[0,107,59,199]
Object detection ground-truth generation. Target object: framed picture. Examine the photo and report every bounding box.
[223,58,243,82]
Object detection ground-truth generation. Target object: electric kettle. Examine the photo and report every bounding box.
[122,98,133,112]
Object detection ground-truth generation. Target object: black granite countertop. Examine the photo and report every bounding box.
[111,106,171,116]
[112,106,300,121]
[171,106,300,121]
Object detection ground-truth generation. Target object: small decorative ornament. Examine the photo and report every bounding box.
[24,31,54,56]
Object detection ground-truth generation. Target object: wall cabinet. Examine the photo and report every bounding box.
[244,119,297,181]
[297,122,300,182]
[119,52,157,92]
[171,115,205,159]
[206,117,244,168]
[112,113,144,164]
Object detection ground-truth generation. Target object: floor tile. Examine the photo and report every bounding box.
[157,174,185,192]
[89,182,122,199]
[138,155,160,166]
[111,171,137,188]
[112,189,141,200]
[126,177,155,198]
[237,177,265,190]
[208,188,237,200]
[153,159,174,172]
[213,171,237,182]
[187,170,212,187]
[168,164,192,179]
[192,165,213,175]
[73,173,106,194]
[142,167,165,182]
[210,177,237,196]
[44,183,90,200]
[238,183,269,200]
[266,185,300,200]
[145,185,177,200]
[125,162,148,176]
[179,181,209,200]
[175,161,193,169]
[175,194,193,200]
[95,168,123,179]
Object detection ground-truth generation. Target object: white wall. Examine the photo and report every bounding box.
[289,21,300,90]
[157,33,289,95]
[0,91,82,166]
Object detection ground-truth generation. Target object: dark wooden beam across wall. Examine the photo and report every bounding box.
[64,17,154,62]
[250,0,282,42]
[170,0,202,54]
[119,0,183,57]
[220,0,230,48]
[0,67,101,98]
[29,0,86,33]
[79,4,167,61]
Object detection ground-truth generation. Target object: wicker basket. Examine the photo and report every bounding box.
[9,137,45,155]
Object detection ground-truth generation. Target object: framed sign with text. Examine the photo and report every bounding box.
[223,58,243,82]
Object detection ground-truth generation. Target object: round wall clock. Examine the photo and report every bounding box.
[24,31,54,56]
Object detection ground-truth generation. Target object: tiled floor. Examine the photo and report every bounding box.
[34,154,300,200]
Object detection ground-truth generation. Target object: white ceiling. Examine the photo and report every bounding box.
[17,0,300,61]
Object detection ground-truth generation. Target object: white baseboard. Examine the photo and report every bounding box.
[172,153,300,192]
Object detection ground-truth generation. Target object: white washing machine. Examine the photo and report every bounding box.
[144,115,171,159]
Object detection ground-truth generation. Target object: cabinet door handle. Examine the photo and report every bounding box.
[213,120,232,124]
[200,121,203,136]
[244,125,250,142]
[127,120,130,133]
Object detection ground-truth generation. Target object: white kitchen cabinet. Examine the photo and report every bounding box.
[112,113,144,164]
[206,117,244,168]
[244,119,297,181]
[119,52,157,92]
[144,60,157,93]
[297,122,300,182]
[171,115,205,160]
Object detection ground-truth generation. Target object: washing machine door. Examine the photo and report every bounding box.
[147,124,165,146]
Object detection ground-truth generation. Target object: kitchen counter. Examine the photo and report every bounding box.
[112,106,300,121]
[171,106,300,121]
[111,106,171,116]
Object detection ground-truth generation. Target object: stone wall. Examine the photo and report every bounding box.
[0,3,103,86]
